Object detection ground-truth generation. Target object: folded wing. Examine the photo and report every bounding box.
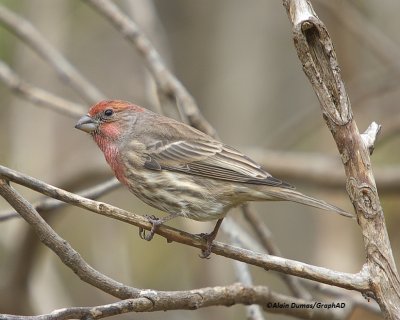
[144,138,293,188]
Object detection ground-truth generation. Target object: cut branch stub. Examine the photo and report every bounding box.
[361,122,382,155]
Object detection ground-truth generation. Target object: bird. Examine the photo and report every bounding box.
[75,100,352,257]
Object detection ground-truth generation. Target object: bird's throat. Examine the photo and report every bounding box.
[94,135,127,184]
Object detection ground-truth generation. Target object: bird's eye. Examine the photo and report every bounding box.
[104,109,114,117]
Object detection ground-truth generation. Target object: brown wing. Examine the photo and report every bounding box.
[144,138,293,188]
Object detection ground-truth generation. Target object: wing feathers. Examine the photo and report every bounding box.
[143,138,293,188]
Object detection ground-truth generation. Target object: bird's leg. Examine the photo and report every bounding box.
[139,214,176,241]
[198,218,224,259]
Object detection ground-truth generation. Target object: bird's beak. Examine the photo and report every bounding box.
[75,115,98,133]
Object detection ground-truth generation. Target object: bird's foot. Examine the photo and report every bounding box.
[197,232,216,259]
[197,218,224,259]
[139,215,161,241]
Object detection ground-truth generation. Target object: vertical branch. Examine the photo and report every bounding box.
[282,0,400,318]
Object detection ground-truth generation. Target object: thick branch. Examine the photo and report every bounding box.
[0,165,369,292]
[283,0,400,318]
[0,284,345,320]
[0,179,349,320]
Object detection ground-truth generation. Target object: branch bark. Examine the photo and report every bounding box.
[0,178,347,320]
[283,0,400,318]
[0,165,369,292]
[0,177,119,222]
[0,285,343,320]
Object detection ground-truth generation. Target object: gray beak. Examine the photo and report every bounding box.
[75,115,98,133]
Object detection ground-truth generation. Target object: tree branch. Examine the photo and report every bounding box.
[0,60,85,118]
[0,177,120,222]
[0,165,369,292]
[0,284,346,320]
[0,2,387,318]
[283,0,400,318]
[0,4,104,103]
[82,0,217,137]
[316,0,400,71]
[0,178,141,299]
[0,178,352,319]
[226,217,266,320]
[242,204,312,300]
[246,148,400,194]
[304,281,381,315]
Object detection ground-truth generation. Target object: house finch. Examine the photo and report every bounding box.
[75,100,352,257]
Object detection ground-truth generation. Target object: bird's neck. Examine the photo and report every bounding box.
[93,134,127,184]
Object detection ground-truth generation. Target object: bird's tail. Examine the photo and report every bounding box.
[263,187,354,218]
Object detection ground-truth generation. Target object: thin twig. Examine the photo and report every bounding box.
[82,0,217,137]
[0,4,104,103]
[242,204,312,300]
[0,60,85,118]
[316,0,400,144]
[226,217,266,320]
[246,147,400,193]
[0,177,120,222]
[317,0,400,70]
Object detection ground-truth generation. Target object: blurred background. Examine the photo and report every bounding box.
[0,0,398,319]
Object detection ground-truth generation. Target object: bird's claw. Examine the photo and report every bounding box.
[197,232,214,259]
[139,215,161,241]
[196,219,224,259]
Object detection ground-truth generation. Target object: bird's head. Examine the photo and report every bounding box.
[75,100,145,140]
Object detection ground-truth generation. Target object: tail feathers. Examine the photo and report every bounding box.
[267,188,354,218]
